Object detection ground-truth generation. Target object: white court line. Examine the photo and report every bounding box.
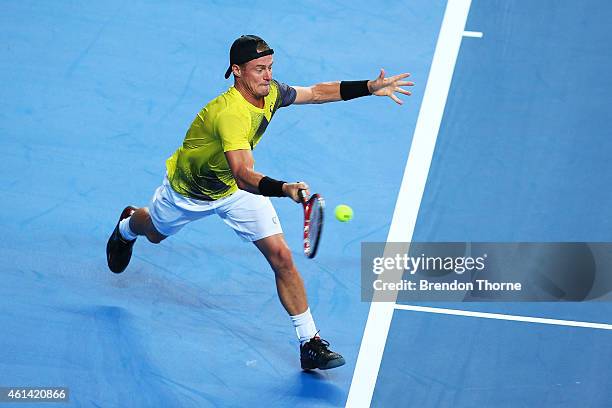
[463,30,483,38]
[346,1,473,407]
[395,305,612,330]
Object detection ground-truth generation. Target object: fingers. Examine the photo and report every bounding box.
[395,87,412,96]
[396,80,415,87]
[298,188,311,199]
[390,94,403,105]
[372,69,414,104]
[292,181,310,203]
[296,181,309,193]
[389,72,411,81]
[291,189,303,203]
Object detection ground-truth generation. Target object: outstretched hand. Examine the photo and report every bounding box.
[367,69,414,105]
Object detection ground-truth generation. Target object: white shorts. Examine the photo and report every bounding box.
[148,176,283,241]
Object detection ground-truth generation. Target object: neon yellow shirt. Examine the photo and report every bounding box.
[166,80,296,200]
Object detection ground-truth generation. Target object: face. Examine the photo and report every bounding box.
[233,54,273,99]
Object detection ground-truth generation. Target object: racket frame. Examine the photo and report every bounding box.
[298,190,324,258]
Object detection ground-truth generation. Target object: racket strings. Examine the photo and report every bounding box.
[305,198,323,258]
[309,201,322,237]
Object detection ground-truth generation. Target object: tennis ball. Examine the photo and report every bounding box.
[335,204,353,222]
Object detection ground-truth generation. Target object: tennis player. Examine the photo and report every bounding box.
[107,35,413,370]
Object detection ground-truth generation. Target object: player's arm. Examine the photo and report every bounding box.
[292,82,342,104]
[292,69,414,105]
[225,149,308,203]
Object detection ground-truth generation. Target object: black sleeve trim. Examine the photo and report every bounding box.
[274,80,297,107]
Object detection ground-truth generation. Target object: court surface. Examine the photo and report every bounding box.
[363,1,612,407]
[1,1,610,407]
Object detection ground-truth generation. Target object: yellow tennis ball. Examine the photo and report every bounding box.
[335,204,353,222]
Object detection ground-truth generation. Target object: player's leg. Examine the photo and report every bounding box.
[106,176,211,273]
[218,190,345,370]
[253,234,345,370]
[253,233,308,316]
[128,207,166,244]
[106,207,166,273]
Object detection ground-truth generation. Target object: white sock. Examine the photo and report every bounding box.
[119,217,137,241]
[290,307,318,345]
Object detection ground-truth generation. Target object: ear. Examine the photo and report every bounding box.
[231,64,241,78]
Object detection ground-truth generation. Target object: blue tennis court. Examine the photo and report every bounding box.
[1,1,611,407]
[362,1,612,407]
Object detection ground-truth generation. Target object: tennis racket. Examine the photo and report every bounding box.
[298,189,324,258]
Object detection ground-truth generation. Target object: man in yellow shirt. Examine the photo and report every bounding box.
[107,35,413,370]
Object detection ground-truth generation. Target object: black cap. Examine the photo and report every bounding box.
[224,35,274,79]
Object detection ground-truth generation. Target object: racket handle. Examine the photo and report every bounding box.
[297,189,307,203]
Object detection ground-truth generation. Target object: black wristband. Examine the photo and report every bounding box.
[340,80,371,101]
[258,176,286,197]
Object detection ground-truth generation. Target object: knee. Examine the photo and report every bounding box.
[146,232,165,244]
[269,245,295,273]
[135,208,165,244]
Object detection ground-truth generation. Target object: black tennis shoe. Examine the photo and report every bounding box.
[106,206,137,273]
[300,336,345,370]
